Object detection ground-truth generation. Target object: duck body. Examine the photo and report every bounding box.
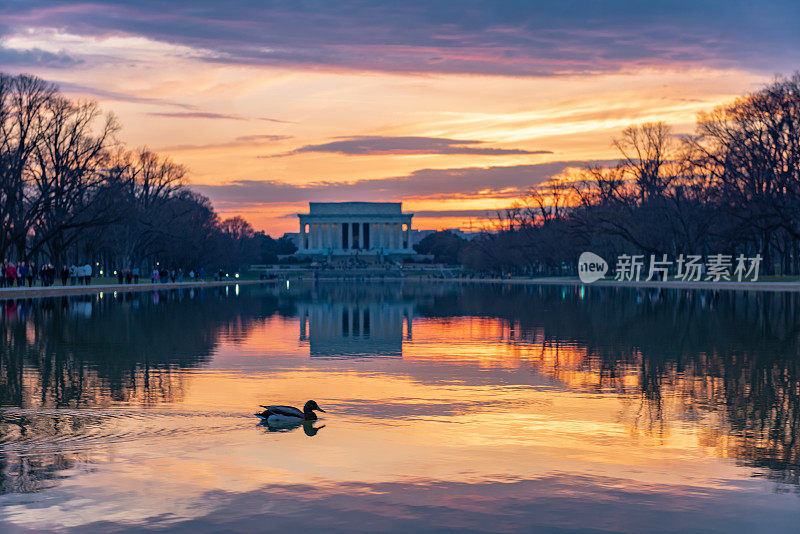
[256,400,325,424]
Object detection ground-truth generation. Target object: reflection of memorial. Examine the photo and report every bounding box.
[299,301,413,358]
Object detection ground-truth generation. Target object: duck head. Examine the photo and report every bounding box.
[303,400,326,414]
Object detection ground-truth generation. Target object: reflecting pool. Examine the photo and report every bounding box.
[1,282,800,532]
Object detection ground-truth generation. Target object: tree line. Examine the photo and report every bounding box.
[432,73,800,276]
[0,72,294,273]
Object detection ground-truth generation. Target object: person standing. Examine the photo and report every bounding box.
[69,264,77,285]
[132,266,139,284]
[84,263,92,285]
[5,263,17,288]
[60,265,69,286]
[16,263,26,287]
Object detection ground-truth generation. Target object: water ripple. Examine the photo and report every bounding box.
[0,407,248,455]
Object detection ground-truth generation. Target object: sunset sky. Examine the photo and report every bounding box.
[2,1,799,235]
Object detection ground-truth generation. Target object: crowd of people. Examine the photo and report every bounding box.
[1,262,60,288]
[1,262,212,289]
[1,262,99,287]
[147,268,205,284]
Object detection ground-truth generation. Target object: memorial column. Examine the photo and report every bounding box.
[300,221,307,250]
[327,223,333,250]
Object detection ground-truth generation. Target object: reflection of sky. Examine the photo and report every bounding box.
[3,2,799,232]
[3,305,800,531]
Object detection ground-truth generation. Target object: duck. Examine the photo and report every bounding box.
[255,400,326,423]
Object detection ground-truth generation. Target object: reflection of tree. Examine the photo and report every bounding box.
[0,450,88,495]
[5,282,800,494]
[0,286,277,494]
[292,280,452,307]
[419,283,800,488]
[1,289,267,407]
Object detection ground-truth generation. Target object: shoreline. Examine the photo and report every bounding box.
[0,279,276,300]
[1,275,799,300]
[298,275,800,293]
[423,277,800,292]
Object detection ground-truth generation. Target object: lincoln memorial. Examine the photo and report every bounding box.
[297,202,414,259]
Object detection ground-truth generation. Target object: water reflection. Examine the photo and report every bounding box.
[2,282,800,531]
[259,419,326,436]
[299,293,413,358]
[0,288,268,408]
[418,284,800,488]
[0,287,276,495]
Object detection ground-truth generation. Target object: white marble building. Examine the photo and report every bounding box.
[296,202,414,258]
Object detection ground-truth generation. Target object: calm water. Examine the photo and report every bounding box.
[1,282,800,533]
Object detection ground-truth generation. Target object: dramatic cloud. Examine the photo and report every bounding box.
[193,160,613,206]
[275,136,550,157]
[0,45,81,68]
[1,1,799,77]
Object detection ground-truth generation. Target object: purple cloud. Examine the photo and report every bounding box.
[273,136,550,157]
[1,2,798,77]
[193,160,614,206]
[0,46,82,68]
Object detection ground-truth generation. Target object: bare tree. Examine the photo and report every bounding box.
[28,96,119,264]
[613,122,676,202]
[0,74,57,259]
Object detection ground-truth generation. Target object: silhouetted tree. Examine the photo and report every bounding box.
[414,230,466,264]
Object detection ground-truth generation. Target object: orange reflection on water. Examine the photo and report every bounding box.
[4,288,799,532]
